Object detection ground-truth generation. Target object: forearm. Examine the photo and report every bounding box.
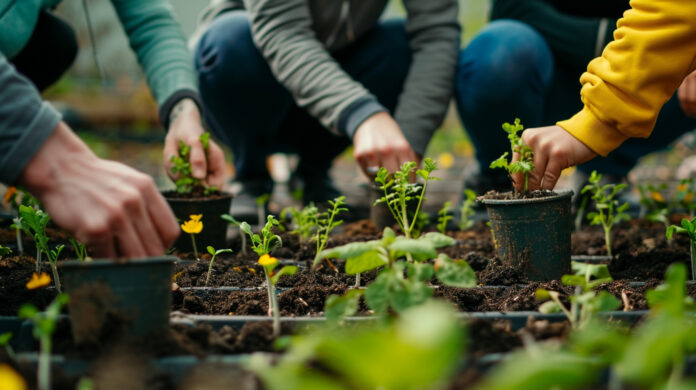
[558,0,696,156]
[0,55,62,185]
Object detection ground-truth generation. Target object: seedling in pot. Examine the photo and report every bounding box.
[313,196,348,273]
[536,262,619,329]
[221,214,248,255]
[437,201,453,234]
[666,216,696,280]
[180,214,203,260]
[489,118,534,195]
[374,158,440,239]
[205,246,233,286]
[581,171,630,258]
[170,133,219,195]
[19,293,69,390]
[459,189,476,231]
[18,205,63,292]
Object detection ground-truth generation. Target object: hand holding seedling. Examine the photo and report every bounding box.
[19,122,180,258]
[516,125,597,191]
[353,112,420,177]
[164,98,226,188]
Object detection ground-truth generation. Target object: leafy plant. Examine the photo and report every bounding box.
[581,171,630,258]
[459,189,476,230]
[205,246,233,286]
[489,118,534,194]
[313,197,348,272]
[437,201,453,234]
[666,216,696,280]
[19,293,69,390]
[0,244,10,258]
[239,215,283,257]
[281,204,319,243]
[259,254,297,337]
[68,237,88,261]
[374,159,440,239]
[536,261,620,329]
[221,214,248,255]
[18,205,63,292]
[169,133,218,195]
[316,228,474,316]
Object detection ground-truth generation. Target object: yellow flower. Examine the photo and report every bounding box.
[651,192,665,203]
[181,215,203,234]
[438,152,455,169]
[4,186,16,205]
[258,254,278,266]
[0,364,27,390]
[26,272,51,290]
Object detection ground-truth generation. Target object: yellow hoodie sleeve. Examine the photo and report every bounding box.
[557,0,696,157]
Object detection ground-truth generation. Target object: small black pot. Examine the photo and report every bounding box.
[165,193,233,253]
[59,257,176,343]
[480,190,573,281]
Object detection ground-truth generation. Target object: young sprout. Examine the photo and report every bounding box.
[313,196,348,272]
[239,215,283,257]
[180,214,203,260]
[170,132,219,195]
[18,205,63,292]
[0,244,10,258]
[19,293,69,390]
[581,171,630,258]
[374,158,440,238]
[437,201,453,234]
[281,204,319,244]
[255,194,271,230]
[258,254,297,337]
[69,237,88,261]
[0,332,14,360]
[489,118,535,194]
[10,217,23,255]
[666,216,696,280]
[205,246,233,286]
[221,214,248,255]
[459,189,476,231]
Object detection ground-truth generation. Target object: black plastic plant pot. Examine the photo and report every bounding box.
[59,257,176,343]
[480,190,573,281]
[165,193,233,253]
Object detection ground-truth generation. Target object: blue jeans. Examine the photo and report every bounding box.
[195,11,411,182]
[455,20,696,178]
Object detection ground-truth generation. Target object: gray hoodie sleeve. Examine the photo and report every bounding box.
[398,0,460,156]
[243,0,387,140]
[0,54,62,185]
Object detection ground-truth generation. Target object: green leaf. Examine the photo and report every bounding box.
[0,332,12,346]
[345,250,387,275]
[364,270,392,315]
[325,290,363,324]
[489,154,509,170]
[18,304,38,319]
[589,291,621,312]
[561,274,586,287]
[388,237,437,261]
[538,300,563,314]
[421,232,456,248]
[407,262,434,283]
[316,240,383,264]
[207,246,215,256]
[434,254,477,288]
[270,265,298,285]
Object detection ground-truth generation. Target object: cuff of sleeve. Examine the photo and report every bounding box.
[556,106,628,157]
[0,103,61,185]
[159,90,204,130]
[338,97,387,139]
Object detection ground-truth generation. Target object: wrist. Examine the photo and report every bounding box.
[169,98,201,127]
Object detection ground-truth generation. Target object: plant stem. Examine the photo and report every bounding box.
[190,234,199,260]
[205,255,215,287]
[524,173,529,194]
[401,198,410,237]
[265,274,274,317]
[355,273,361,288]
[408,181,428,238]
[270,282,280,337]
[690,239,696,281]
[36,249,41,273]
[49,262,62,293]
[604,225,612,258]
[240,231,247,255]
[38,335,51,390]
[15,227,23,255]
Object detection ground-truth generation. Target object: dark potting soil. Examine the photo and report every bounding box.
[0,255,57,315]
[161,189,228,200]
[478,189,557,201]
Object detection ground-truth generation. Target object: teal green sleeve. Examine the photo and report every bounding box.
[491,0,617,71]
[110,0,200,127]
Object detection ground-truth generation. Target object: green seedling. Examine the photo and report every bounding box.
[437,201,453,234]
[676,178,696,217]
[666,216,696,280]
[489,118,534,194]
[69,237,88,261]
[459,189,476,231]
[221,214,248,255]
[239,215,283,257]
[259,254,297,337]
[281,204,319,244]
[205,246,234,286]
[10,217,23,255]
[169,132,219,195]
[313,196,348,273]
[0,332,14,359]
[317,228,475,316]
[536,262,619,329]
[19,293,69,390]
[0,244,10,258]
[18,205,63,292]
[374,158,440,239]
[581,171,630,258]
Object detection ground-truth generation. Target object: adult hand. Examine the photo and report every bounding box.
[18,122,180,258]
[678,70,696,117]
[353,112,420,177]
[163,98,226,188]
[515,125,598,191]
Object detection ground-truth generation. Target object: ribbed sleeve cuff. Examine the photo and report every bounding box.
[0,102,61,184]
[557,106,628,157]
[337,96,387,139]
[158,89,204,130]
